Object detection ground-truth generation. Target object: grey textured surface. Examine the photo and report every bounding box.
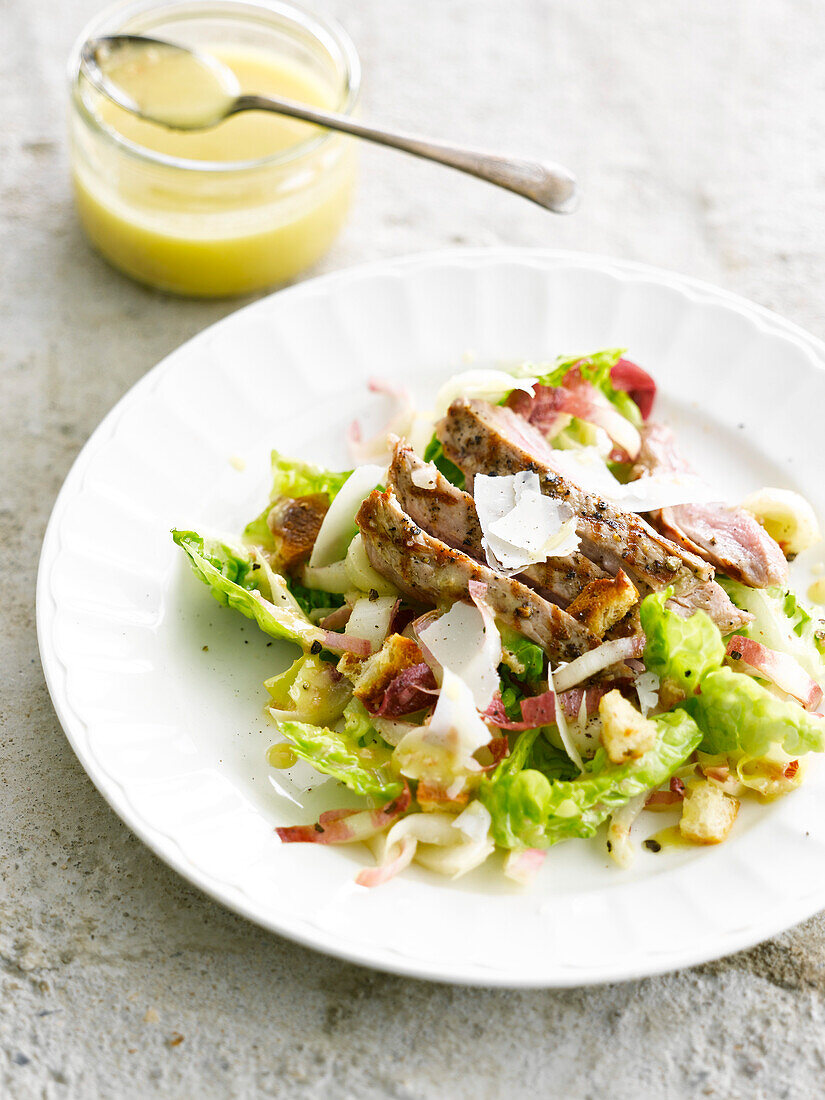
[4,0,825,1096]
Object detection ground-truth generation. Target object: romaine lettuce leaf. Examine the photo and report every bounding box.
[270,450,351,501]
[498,630,546,718]
[527,732,580,781]
[172,530,322,649]
[276,718,402,800]
[286,579,346,618]
[640,589,725,693]
[686,666,825,757]
[500,629,545,681]
[719,578,825,683]
[479,709,702,849]
[243,451,352,546]
[340,697,378,745]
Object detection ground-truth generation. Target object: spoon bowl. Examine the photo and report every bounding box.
[81,35,241,130]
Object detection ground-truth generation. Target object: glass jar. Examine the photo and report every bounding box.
[68,0,360,297]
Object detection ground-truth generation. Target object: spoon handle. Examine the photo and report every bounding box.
[232,94,579,214]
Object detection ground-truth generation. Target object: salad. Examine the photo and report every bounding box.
[173,349,825,887]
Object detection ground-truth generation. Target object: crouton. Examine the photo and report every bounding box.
[599,689,657,764]
[338,633,424,708]
[567,570,639,638]
[679,780,739,845]
[267,493,329,571]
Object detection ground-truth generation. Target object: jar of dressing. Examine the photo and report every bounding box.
[68,0,360,297]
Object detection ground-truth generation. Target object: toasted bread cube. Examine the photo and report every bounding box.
[338,633,424,708]
[599,689,657,764]
[567,570,639,638]
[679,781,739,845]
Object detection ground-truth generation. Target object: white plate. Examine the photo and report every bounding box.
[37,249,825,987]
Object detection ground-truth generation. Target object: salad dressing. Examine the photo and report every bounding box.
[72,45,356,296]
[808,579,825,606]
[646,824,693,852]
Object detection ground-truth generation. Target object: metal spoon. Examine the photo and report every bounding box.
[80,35,580,214]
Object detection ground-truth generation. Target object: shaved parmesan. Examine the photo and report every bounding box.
[547,449,723,513]
[614,474,723,512]
[393,668,492,785]
[475,471,580,573]
[418,591,501,711]
[309,464,385,568]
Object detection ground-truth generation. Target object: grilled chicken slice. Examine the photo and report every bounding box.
[436,399,712,596]
[387,439,607,606]
[356,489,601,663]
[267,493,329,571]
[670,582,752,635]
[634,423,789,589]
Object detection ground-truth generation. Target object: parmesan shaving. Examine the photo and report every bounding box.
[547,449,723,512]
[475,471,580,573]
[419,601,501,711]
[393,668,492,786]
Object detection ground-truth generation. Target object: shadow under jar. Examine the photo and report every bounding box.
[68,0,360,297]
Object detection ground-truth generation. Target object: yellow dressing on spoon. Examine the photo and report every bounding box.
[99,40,240,130]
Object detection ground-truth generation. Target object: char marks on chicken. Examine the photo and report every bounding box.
[356,488,601,663]
[387,439,607,607]
[436,398,712,596]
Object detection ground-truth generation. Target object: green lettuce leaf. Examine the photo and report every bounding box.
[640,589,725,693]
[480,710,702,849]
[498,630,546,719]
[172,530,322,649]
[500,629,545,681]
[719,578,825,682]
[243,451,352,547]
[269,450,351,501]
[527,732,580,782]
[423,435,465,490]
[686,666,825,757]
[276,718,402,800]
[286,578,346,618]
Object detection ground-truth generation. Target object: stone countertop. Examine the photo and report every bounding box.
[3,0,825,1096]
